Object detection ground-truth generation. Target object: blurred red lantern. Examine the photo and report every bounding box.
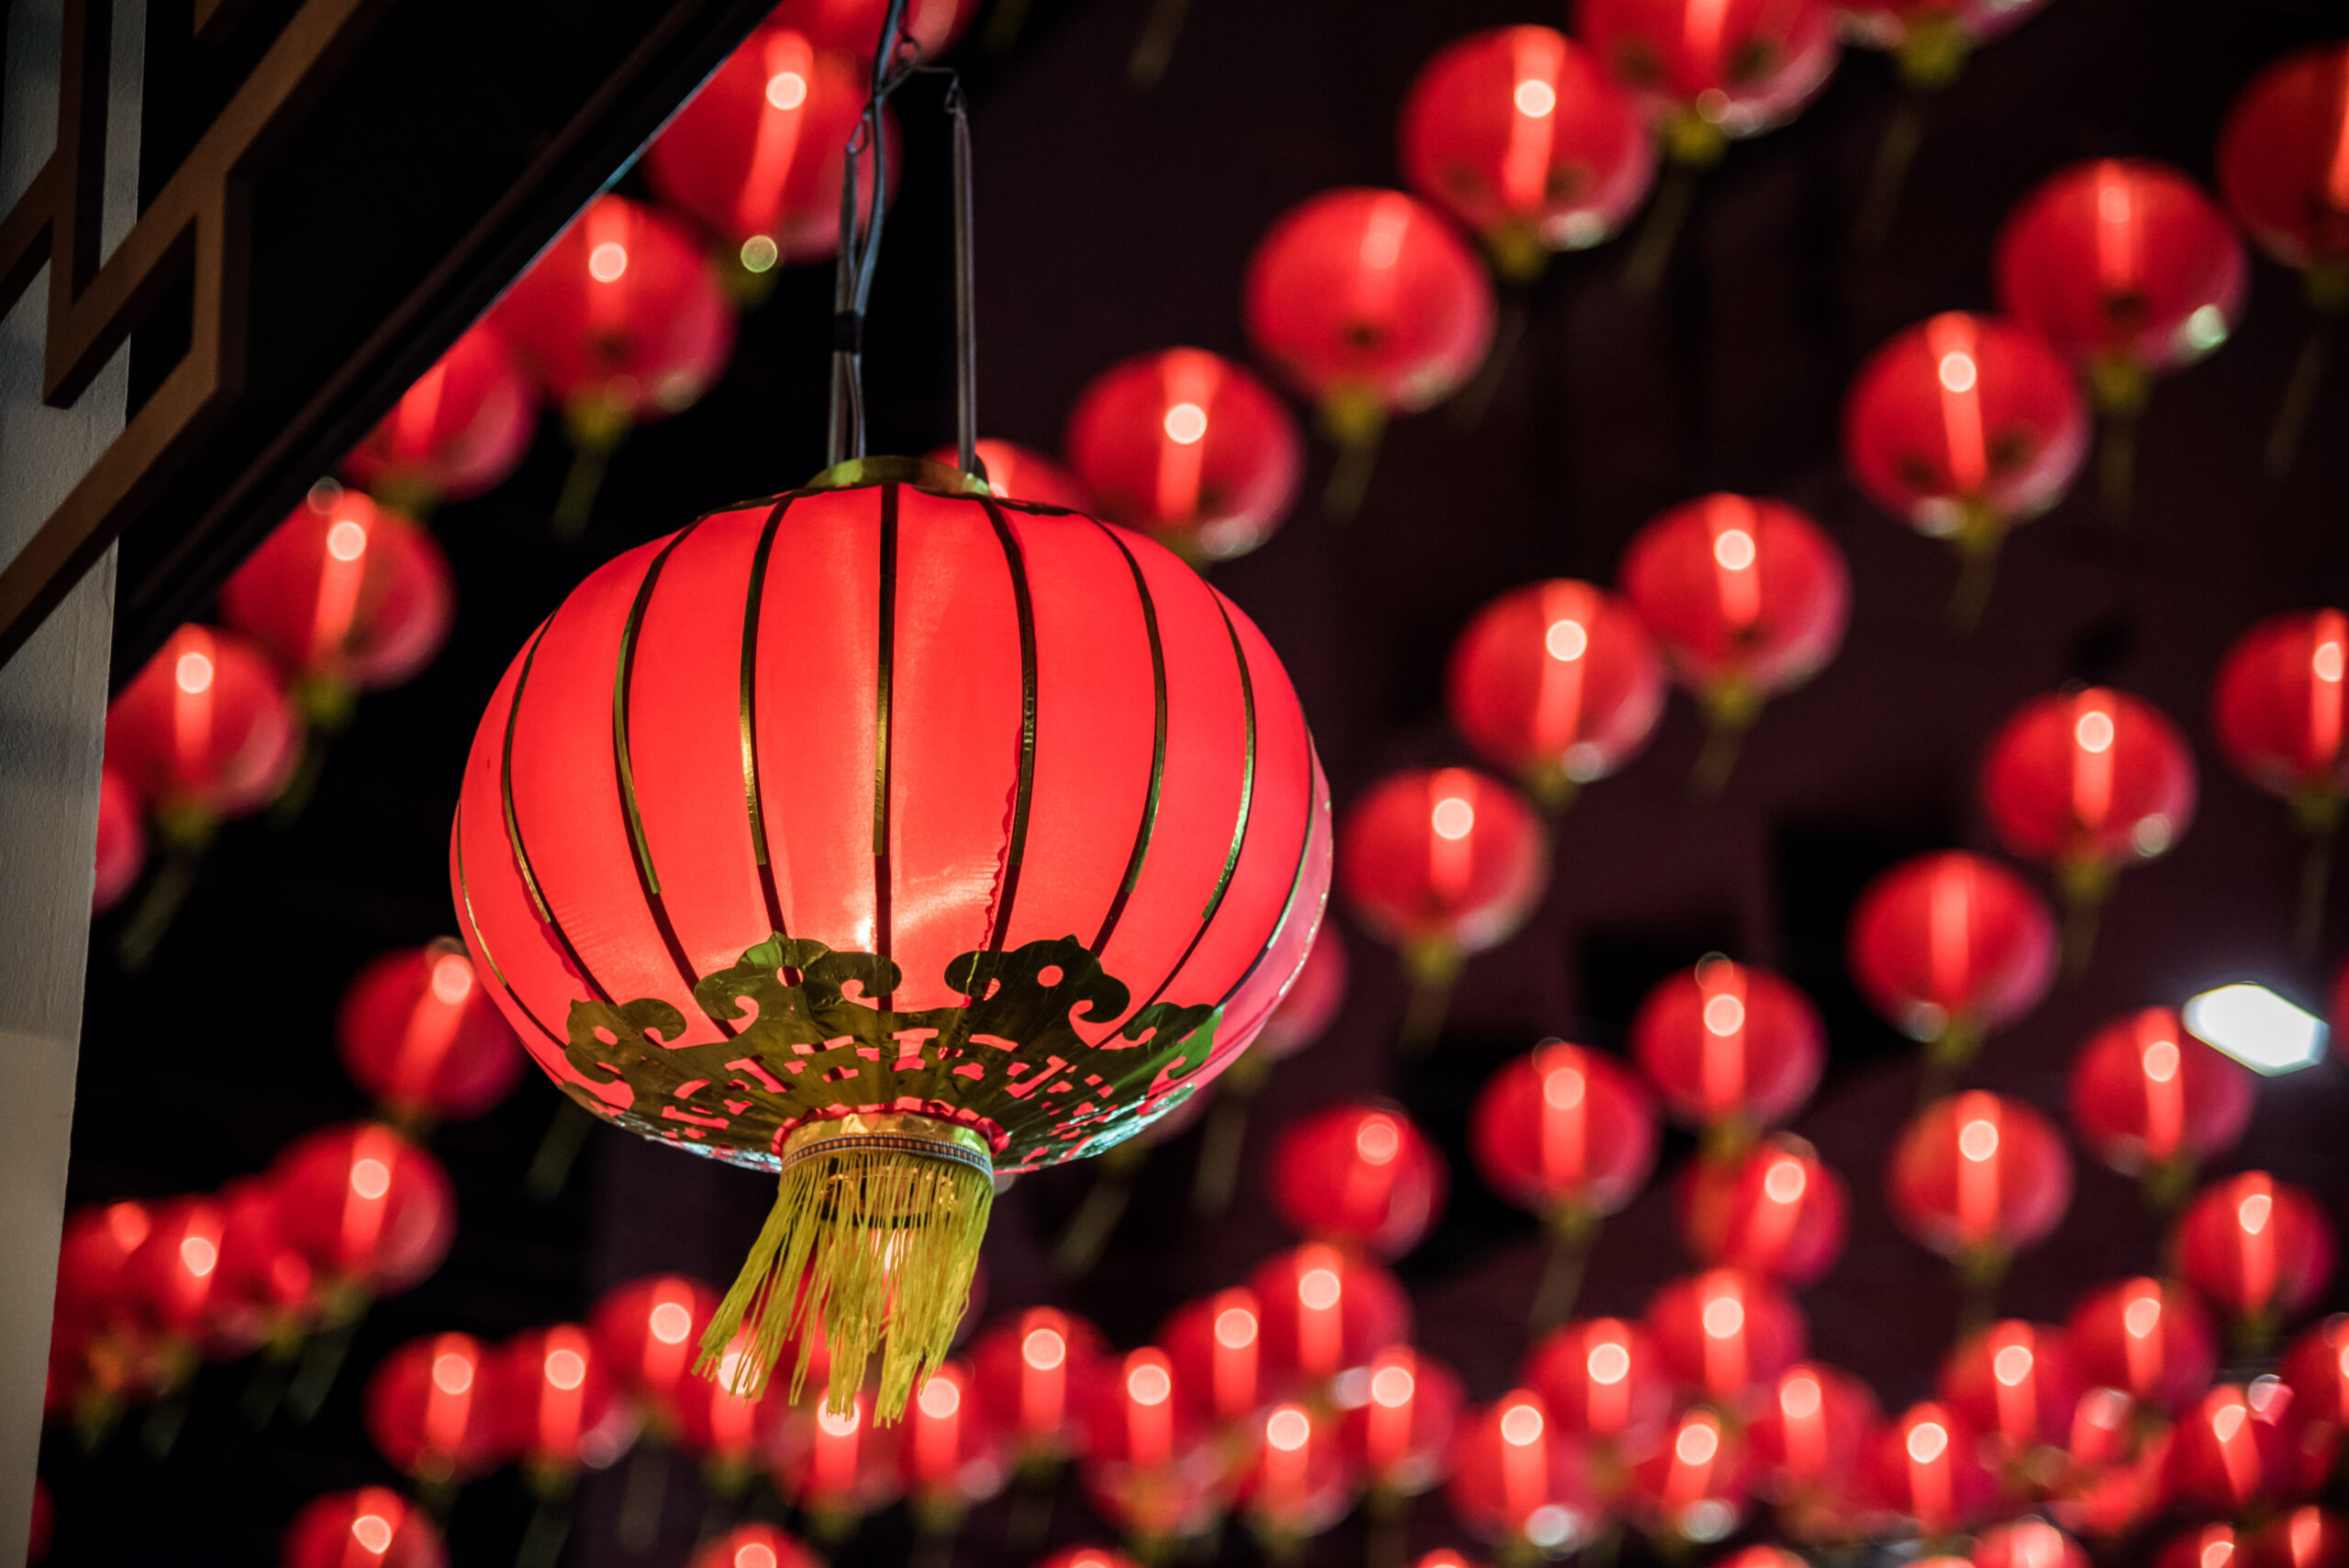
[1841,312,2087,624]
[1631,956,1824,1138]
[1446,1391,1601,1555]
[766,0,975,61]
[2068,1276,2220,1414]
[106,625,300,847]
[1886,1091,2072,1279]
[1397,27,1656,280]
[1620,494,1851,794]
[119,1195,231,1372]
[2219,46,2349,304]
[775,1388,903,1529]
[282,1487,444,1568]
[1646,1268,1806,1409]
[1980,686,2196,951]
[453,462,1329,1416]
[2213,610,2349,930]
[919,439,1094,512]
[1995,159,2248,419]
[1976,1518,2092,1568]
[2165,1382,2312,1515]
[221,487,454,728]
[900,1360,1009,1524]
[2253,1507,2349,1568]
[1576,0,1839,163]
[1077,1348,1226,1548]
[1034,1550,1143,1568]
[1063,348,1303,563]
[1339,766,1548,1041]
[1163,1286,1271,1429]
[2283,1315,2349,1431]
[968,1306,1111,1462]
[1472,1040,1661,1227]
[2161,1527,2247,1568]
[677,1325,795,1486]
[1939,1319,2084,1455]
[686,1523,824,1568]
[337,940,524,1125]
[2055,1385,2172,1540]
[2068,1006,2256,1195]
[1524,1318,1676,1452]
[1241,187,1495,505]
[1268,1101,1446,1258]
[1446,578,1667,810]
[591,1275,721,1434]
[1251,1243,1412,1399]
[2175,1173,2335,1335]
[1630,1405,1752,1545]
[1337,1345,1464,1497]
[209,1175,316,1352]
[1836,0,2052,86]
[1234,1402,1356,1545]
[273,1123,455,1309]
[363,1331,508,1486]
[1676,1133,1848,1285]
[1846,850,2058,1067]
[1746,1362,1881,1536]
[1718,1549,1810,1568]
[93,764,144,914]
[643,27,882,272]
[341,320,536,515]
[498,1324,631,1485]
[1867,1401,1996,1533]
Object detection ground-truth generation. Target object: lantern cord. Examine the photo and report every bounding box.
[949,77,978,476]
[2266,331,2328,480]
[2296,814,2336,960]
[1622,162,1698,293]
[1854,95,1927,255]
[829,0,915,464]
[1126,0,1189,87]
[1529,1210,1599,1331]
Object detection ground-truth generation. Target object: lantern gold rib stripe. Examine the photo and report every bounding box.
[977,496,1041,952]
[451,798,571,1050]
[739,496,796,940]
[1085,517,1170,961]
[499,617,616,1004]
[872,483,899,1005]
[1208,722,1323,1019]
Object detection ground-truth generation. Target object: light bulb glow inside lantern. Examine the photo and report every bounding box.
[587,242,629,283]
[1937,350,1979,394]
[175,651,216,694]
[1500,1402,1543,1446]
[350,1157,392,1199]
[1712,528,1756,572]
[1163,401,1209,444]
[2183,984,2327,1075]
[1545,618,1588,662]
[1431,795,1476,840]
[765,70,807,111]
[1355,1115,1401,1164]
[648,1302,693,1345]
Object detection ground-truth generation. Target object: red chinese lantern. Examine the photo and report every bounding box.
[1162,1287,1271,1429]
[1837,0,2051,85]
[920,439,1095,513]
[686,1523,823,1568]
[2056,1385,2171,1540]
[591,1275,722,1435]
[1746,1363,1882,1538]
[1034,1550,1143,1568]
[1886,1091,2073,1282]
[337,941,524,1126]
[2165,1383,2311,1516]
[452,460,1330,1418]
[645,21,896,283]
[1976,1518,2093,1568]
[775,1388,903,1530]
[2161,1528,2247,1568]
[1979,686,2196,961]
[1077,1348,1226,1549]
[220,486,455,728]
[2067,1276,2220,1414]
[93,764,144,914]
[1251,1243,1412,1400]
[1575,0,1839,163]
[1337,1345,1464,1498]
[1846,851,2058,1069]
[282,1488,445,1568]
[1676,1133,1848,1286]
[1718,1549,1810,1568]
[1338,766,1548,1043]
[1472,1040,1661,1229]
[1620,494,1851,794]
[2175,1173,2335,1338]
[1994,159,2247,460]
[1645,1268,1807,1409]
[1841,312,2087,624]
[766,0,975,61]
[105,625,300,847]
[2219,45,2349,300]
[1445,578,1667,810]
[1523,1318,1676,1452]
[208,1175,316,1352]
[49,1201,161,1422]
[2254,1507,2349,1568]
[118,1195,227,1359]
[900,1360,1008,1524]
[272,1123,456,1310]
[678,1325,797,1488]
[1267,1101,1447,1258]
[1939,1319,2084,1456]
[968,1306,1111,1462]
[489,195,736,532]
[1445,1391,1601,1555]
[1867,1401,1996,1534]
[363,1331,509,1486]
[1630,1404,1752,1544]
[1234,1402,1356,1546]
[341,319,537,516]
[498,1324,632,1485]
[2283,1315,2349,1431]
[1397,28,1656,279]
[2214,609,2349,941]
[1241,188,1496,509]
[1063,349,1303,564]
[1631,956,1824,1140]
[2068,1006,2256,1198]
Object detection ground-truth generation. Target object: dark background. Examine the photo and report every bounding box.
[48,0,2349,1563]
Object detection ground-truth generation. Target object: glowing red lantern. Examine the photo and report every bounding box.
[2068,1276,2219,1414]
[1337,1345,1464,1497]
[1576,0,1839,163]
[1619,494,1850,793]
[900,1360,1008,1524]
[1241,188,1496,493]
[1034,1549,1143,1568]
[1472,1040,1660,1227]
[918,439,1094,513]
[1162,1287,1271,1429]
[2165,1383,2311,1515]
[452,460,1330,1418]
[1995,159,2248,419]
[2068,1006,2256,1194]
[1523,1318,1675,1451]
[1646,1268,1806,1408]
[1077,1348,1226,1548]
[1251,1243,1412,1399]
[1445,578,1667,810]
[1867,1401,1996,1533]
[1063,349,1303,564]
[2055,1385,2171,1540]
[1267,1101,1447,1258]
[272,1123,455,1308]
[766,0,975,61]
[1630,1405,1752,1545]
[591,1275,721,1434]
[1746,1363,1881,1536]
[1886,1091,2072,1279]
[1235,1402,1356,1545]
[2254,1507,2349,1568]
[105,625,300,846]
[1631,956,1823,1137]
[1718,1549,1810,1568]
[498,1324,631,1485]
[341,320,536,515]
[2283,1316,2349,1431]
[968,1306,1111,1462]
[1676,1133,1847,1286]
[775,1388,902,1528]
[2212,611,2349,901]
[1938,1319,2084,1455]
[93,764,144,914]
[1846,850,2058,1067]
[1980,685,2195,948]
[2219,46,2349,304]
[2175,1173,2335,1334]
[1397,28,1656,279]
[1976,1518,2092,1568]
[686,1524,823,1568]
[1836,0,2051,85]
[677,1324,796,1488]
[208,1175,316,1351]
[363,1331,508,1486]
[2161,1528,2247,1568]
[220,487,454,728]
[282,1488,444,1568]
[1446,1391,1601,1555]
[117,1195,227,1353]
[336,941,523,1125]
